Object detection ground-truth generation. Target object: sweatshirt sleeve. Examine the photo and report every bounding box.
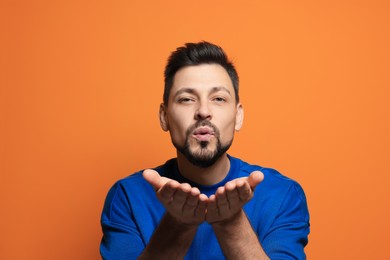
[262,183,310,260]
[100,182,145,260]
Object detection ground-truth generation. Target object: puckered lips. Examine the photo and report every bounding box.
[191,126,215,142]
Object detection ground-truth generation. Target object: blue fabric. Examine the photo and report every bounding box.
[100,156,310,259]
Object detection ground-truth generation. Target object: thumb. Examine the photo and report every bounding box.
[143,169,164,191]
[248,170,264,190]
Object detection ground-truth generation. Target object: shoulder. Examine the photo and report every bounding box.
[102,159,176,217]
[232,156,308,217]
[232,156,303,192]
[112,158,177,192]
[233,157,310,236]
[101,171,149,222]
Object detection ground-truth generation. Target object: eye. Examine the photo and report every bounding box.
[178,97,195,103]
[213,96,227,103]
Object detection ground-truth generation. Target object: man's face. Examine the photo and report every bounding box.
[160,64,243,167]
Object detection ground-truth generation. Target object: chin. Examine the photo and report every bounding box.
[173,135,232,168]
[190,147,217,159]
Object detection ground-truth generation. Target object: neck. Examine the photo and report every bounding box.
[176,152,231,186]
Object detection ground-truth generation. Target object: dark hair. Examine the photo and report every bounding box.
[163,41,239,105]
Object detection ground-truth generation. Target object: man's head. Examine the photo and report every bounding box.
[163,41,239,106]
[160,42,243,168]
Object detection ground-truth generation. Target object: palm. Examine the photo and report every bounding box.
[143,169,207,225]
[143,170,263,225]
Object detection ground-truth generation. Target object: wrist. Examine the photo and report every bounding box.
[164,212,200,231]
[210,210,245,230]
[140,213,199,259]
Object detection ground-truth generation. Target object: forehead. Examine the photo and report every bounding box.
[171,64,234,96]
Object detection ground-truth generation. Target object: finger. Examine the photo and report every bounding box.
[194,194,208,221]
[216,187,229,216]
[206,195,218,220]
[207,194,217,211]
[248,171,264,190]
[206,195,218,215]
[185,187,201,207]
[236,180,252,201]
[225,181,240,206]
[158,180,180,204]
[182,187,201,216]
[170,183,192,212]
[143,169,167,191]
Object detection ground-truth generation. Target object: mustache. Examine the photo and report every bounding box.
[186,120,219,136]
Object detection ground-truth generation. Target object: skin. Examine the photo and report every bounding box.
[139,64,270,259]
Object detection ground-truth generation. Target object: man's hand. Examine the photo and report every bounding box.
[143,169,264,225]
[143,169,208,225]
[206,171,264,224]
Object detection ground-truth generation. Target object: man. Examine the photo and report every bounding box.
[100,42,310,259]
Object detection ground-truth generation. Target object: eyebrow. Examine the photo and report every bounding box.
[173,86,231,98]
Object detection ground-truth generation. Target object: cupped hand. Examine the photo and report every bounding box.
[143,169,208,225]
[206,171,264,224]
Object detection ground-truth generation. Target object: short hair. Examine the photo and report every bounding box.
[163,41,239,105]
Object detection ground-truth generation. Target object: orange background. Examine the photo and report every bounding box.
[1,0,389,259]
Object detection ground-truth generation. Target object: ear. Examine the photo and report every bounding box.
[159,103,169,132]
[235,103,244,131]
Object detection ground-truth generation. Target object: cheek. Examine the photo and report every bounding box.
[167,114,191,142]
[217,114,237,141]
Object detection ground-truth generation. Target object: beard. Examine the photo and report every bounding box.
[172,120,233,168]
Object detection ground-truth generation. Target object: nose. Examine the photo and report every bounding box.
[195,100,212,120]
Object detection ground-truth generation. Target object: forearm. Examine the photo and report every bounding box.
[139,213,198,259]
[212,210,269,260]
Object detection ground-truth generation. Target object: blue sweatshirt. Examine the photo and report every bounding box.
[100,155,310,259]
